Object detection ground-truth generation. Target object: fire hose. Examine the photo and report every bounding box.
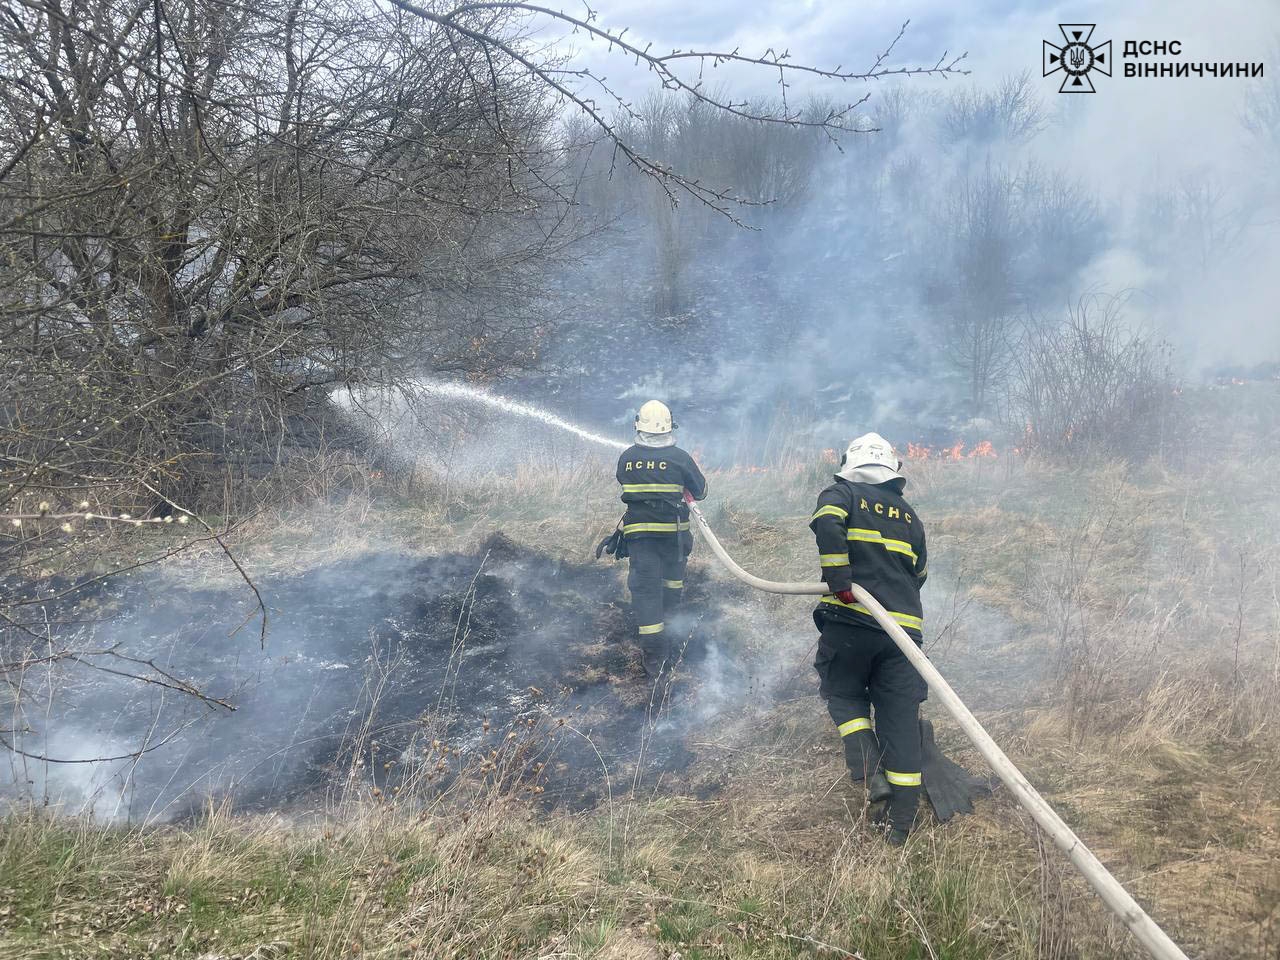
[683,495,1189,960]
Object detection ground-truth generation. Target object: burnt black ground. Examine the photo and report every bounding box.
[2,535,757,820]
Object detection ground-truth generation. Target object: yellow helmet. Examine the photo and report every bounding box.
[635,400,674,434]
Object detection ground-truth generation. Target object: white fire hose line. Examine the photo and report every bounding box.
[685,499,1190,960]
[420,381,1185,958]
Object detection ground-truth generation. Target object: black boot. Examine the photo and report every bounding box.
[885,784,921,842]
[642,647,668,679]
[843,727,892,804]
[843,729,881,781]
[869,803,909,848]
[867,770,893,804]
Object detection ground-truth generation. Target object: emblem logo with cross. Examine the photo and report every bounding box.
[1044,24,1112,93]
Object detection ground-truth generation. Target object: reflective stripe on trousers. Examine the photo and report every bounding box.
[622,521,691,535]
[838,717,871,736]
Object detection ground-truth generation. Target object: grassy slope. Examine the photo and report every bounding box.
[4,396,1280,959]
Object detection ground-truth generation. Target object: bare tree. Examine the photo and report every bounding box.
[1242,43,1280,198]
[929,161,1024,419]
[607,92,833,316]
[0,0,578,768]
[912,153,1101,421]
[386,3,967,216]
[0,0,967,765]
[937,72,1045,147]
[1135,168,1258,282]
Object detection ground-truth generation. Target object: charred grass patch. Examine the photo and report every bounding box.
[6,448,1280,957]
[14,531,769,820]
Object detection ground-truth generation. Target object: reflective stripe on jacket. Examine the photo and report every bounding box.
[809,476,927,637]
[616,444,707,538]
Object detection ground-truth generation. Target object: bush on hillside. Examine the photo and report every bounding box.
[1006,293,1183,461]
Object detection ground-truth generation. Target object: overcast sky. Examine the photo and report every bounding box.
[558,0,1278,178]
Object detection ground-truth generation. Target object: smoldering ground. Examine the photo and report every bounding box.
[1,533,787,822]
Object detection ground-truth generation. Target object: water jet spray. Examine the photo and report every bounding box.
[415,381,1190,960]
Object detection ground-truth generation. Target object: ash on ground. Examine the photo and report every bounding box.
[2,534,767,820]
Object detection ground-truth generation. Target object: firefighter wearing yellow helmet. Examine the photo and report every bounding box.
[809,432,929,844]
[615,400,707,678]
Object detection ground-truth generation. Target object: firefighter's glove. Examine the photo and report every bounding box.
[595,528,627,561]
[834,589,856,605]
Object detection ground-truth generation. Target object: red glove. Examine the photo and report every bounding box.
[834,589,855,605]
[683,490,694,504]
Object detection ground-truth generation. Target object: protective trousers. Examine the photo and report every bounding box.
[814,619,927,832]
[626,536,687,666]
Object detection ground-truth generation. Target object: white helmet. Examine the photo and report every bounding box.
[635,400,674,434]
[838,432,903,484]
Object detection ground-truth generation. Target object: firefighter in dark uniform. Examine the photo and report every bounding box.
[810,432,929,844]
[616,400,707,678]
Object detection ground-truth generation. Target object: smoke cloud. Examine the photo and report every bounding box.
[512,0,1280,458]
[2,535,797,821]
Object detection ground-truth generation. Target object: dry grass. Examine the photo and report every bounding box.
[11,691,1272,959]
[0,796,604,959]
[6,436,1280,958]
[0,727,1083,960]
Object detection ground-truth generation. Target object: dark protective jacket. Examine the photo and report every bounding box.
[616,444,707,539]
[809,476,928,638]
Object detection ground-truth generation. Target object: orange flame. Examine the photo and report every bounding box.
[906,440,1002,462]
[906,442,930,461]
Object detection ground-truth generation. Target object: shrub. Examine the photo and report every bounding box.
[1006,293,1183,461]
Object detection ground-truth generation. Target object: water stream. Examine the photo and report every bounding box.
[410,380,629,451]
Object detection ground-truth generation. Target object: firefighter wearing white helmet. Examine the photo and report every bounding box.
[614,400,707,678]
[838,432,903,484]
[634,399,674,435]
[809,431,928,845]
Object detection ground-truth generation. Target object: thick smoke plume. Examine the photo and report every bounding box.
[496,3,1280,460]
